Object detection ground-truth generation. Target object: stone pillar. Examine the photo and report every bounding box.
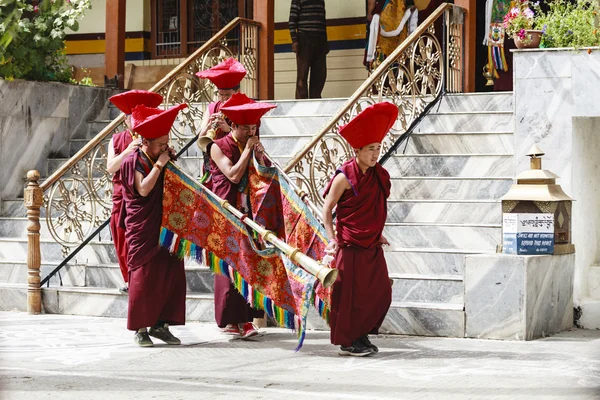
[253,0,275,100]
[453,0,476,92]
[24,170,43,314]
[105,0,126,89]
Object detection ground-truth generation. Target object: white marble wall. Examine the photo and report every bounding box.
[513,49,600,325]
[465,253,574,340]
[0,79,119,210]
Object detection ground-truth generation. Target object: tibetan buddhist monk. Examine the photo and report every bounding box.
[107,90,163,294]
[207,94,276,339]
[120,102,188,347]
[322,102,396,356]
[195,58,246,187]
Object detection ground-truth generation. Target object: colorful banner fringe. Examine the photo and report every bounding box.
[159,162,319,350]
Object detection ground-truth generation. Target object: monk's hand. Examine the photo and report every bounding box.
[126,138,142,153]
[292,41,299,54]
[246,136,260,151]
[157,151,171,168]
[254,142,266,159]
[326,239,338,254]
[379,235,390,247]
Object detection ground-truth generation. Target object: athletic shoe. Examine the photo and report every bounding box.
[239,322,258,339]
[220,324,241,335]
[338,340,374,357]
[119,286,129,294]
[134,330,154,347]
[360,335,379,354]
[149,323,181,345]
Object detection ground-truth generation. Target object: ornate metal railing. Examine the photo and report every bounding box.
[283,4,464,207]
[37,17,259,257]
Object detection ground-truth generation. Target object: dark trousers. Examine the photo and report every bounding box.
[295,33,328,99]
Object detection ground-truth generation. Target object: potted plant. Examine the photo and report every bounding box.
[503,1,541,49]
[533,0,600,49]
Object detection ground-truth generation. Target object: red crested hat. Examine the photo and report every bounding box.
[338,102,398,149]
[109,90,163,115]
[222,92,253,108]
[220,101,276,126]
[195,58,246,90]
[131,103,188,140]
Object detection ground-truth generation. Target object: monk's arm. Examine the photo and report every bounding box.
[134,166,162,197]
[322,174,351,244]
[107,137,141,174]
[210,142,252,184]
[367,0,376,20]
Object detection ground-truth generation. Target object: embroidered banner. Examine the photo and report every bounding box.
[159,163,317,349]
[248,157,332,323]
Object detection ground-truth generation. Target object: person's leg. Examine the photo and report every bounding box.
[295,34,311,99]
[308,36,328,99]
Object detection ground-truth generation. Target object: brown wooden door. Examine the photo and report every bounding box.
[152,0,250,58]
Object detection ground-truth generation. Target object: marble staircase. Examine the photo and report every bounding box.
[0,93,515,338]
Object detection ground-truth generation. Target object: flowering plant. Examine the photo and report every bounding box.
[503,1,536,40]
[533,0,600,49]
[0,0,91,82]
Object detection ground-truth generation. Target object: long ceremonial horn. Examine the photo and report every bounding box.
[172,163,338,288]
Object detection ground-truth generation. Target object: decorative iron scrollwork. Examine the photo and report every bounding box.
[283,7,461,208]
[42,19,259,254]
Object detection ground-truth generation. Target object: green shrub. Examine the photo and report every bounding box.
[0,0,91,82]
[534,0,600,48]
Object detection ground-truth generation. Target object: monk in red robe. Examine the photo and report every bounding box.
[322,102,397,356]
[195,58,246,186]
[120,102,188,347]
[107,90,163,293]
[208,94,276,339]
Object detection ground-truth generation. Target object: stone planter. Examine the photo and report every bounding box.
[514,30,542,49]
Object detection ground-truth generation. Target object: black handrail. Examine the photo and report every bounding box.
[39,135,199,287]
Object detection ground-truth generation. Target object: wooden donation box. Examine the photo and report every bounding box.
[501,145,574,255]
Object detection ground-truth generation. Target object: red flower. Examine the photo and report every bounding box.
[33,5,39,12]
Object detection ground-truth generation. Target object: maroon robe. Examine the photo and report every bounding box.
[323,158,392,347]
[110,130,132,283]
[120,149,186,331]
[208,134,264,327]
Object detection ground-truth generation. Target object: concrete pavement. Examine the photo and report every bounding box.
[0,311,599,400]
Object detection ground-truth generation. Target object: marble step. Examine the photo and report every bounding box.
[405,132,514,155]
[387,201,502,225]
[0,257,463,306]
[435,93,513,113]
[266,98,347,116]
[383,224,500,251]
[383,248,494,276]
[0,284,464,337]
[0,218,113,241]
[385,154,515,178]
[415,112,514,134]
[0,260,213,292]
[389,177,513,201]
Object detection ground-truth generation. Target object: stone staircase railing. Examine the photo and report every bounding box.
[283,3,465,207]
[23,18,260,312]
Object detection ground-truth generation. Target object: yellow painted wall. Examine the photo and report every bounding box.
[68,0,150,34]
[275,0,365,23]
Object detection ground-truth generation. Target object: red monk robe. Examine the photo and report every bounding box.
[121,148,186,331]
[324,158,392,348]
[208,133,265,327]
[110,130,133,283]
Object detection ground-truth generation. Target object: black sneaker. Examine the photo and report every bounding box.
[338,340,374,357]
[119,286,129,294]
[134,330,154,347]
[149,323,181,345]
[360,335,379,354]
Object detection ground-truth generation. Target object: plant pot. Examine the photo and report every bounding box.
[514,30,543,49]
